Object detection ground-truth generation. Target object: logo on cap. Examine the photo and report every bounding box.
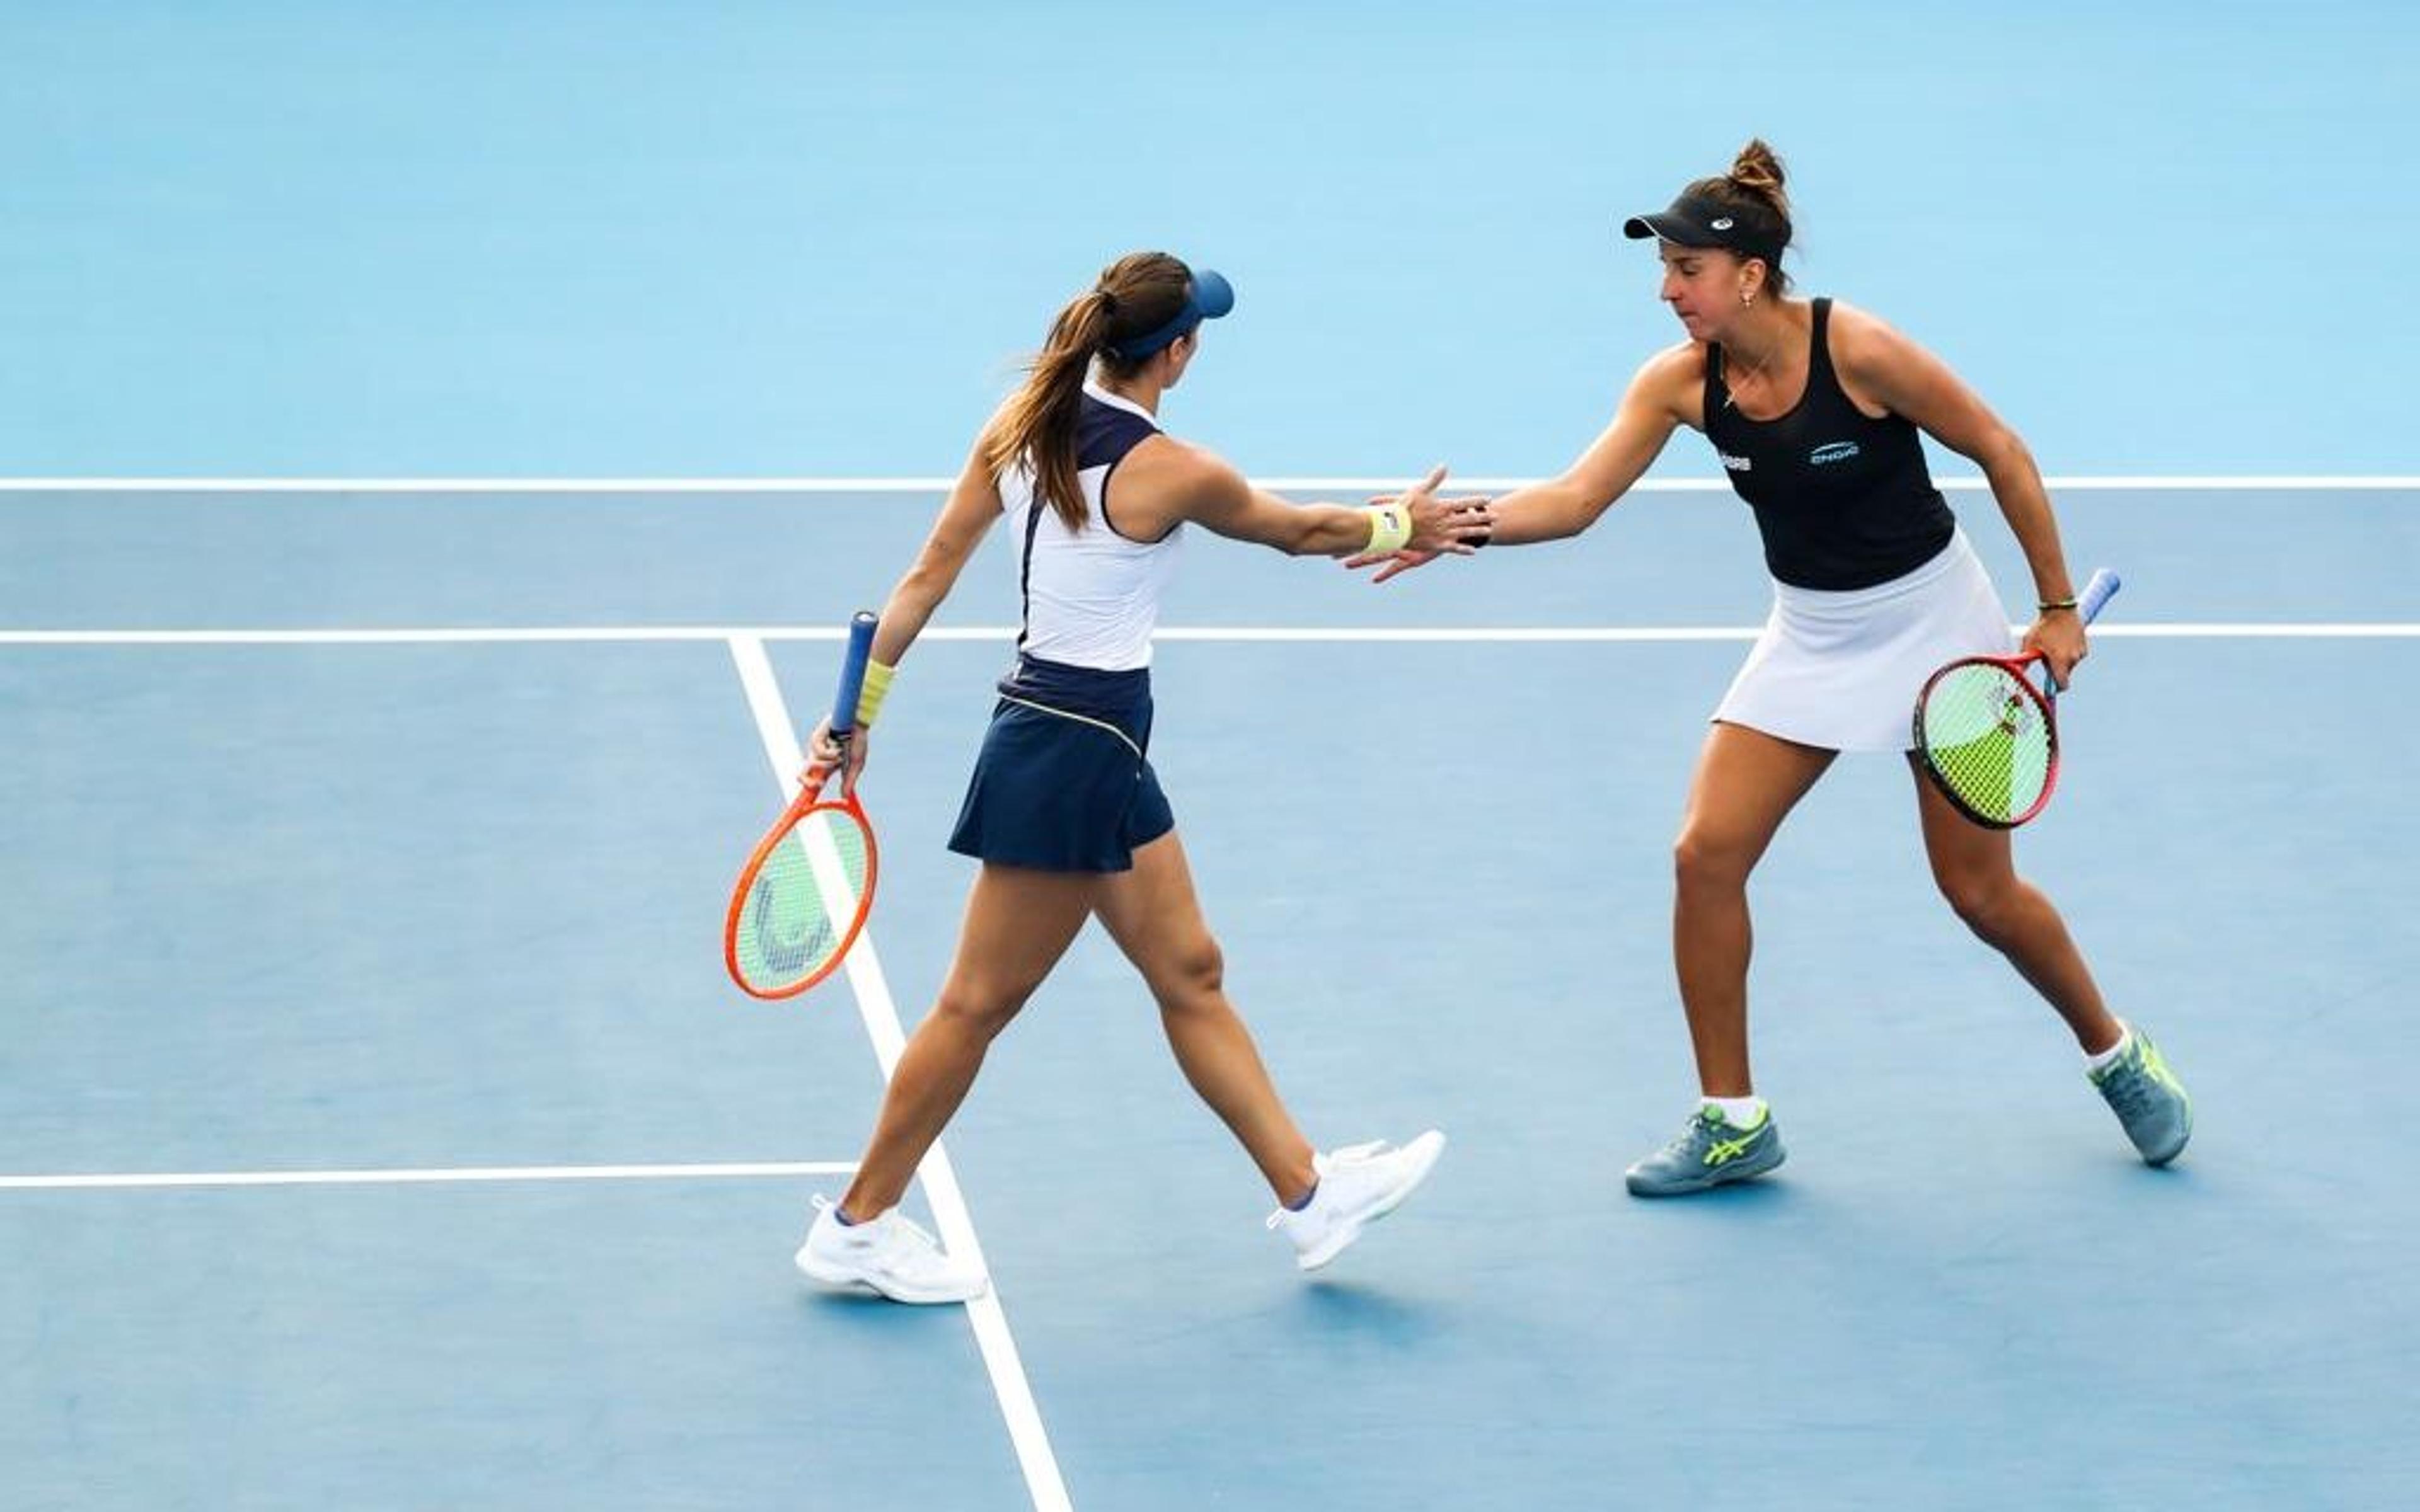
[1711,217,1735,231]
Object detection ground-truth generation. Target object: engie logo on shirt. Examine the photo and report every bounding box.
[1809,441,1860,466]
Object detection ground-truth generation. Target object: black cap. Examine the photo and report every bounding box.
[1623,192,1787,270]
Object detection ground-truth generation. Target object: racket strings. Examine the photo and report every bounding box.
[732,808,872,991]
[1920,665,2053,824]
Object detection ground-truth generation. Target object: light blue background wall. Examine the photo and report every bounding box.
[4,1,2412,476]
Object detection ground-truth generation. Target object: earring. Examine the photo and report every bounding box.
[1741,291,1755,306]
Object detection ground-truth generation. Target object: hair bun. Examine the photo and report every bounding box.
[1726,138,1789,219]
[1729,138,1784,190]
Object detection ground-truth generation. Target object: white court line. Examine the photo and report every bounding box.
[2089,624,2420,638]
[0,1162,858,1191]
[0,475,2416,493]
[3,622,2417,647]
[727,635,1072,1512]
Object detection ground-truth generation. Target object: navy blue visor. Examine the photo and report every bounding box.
[1106,269,1234,360]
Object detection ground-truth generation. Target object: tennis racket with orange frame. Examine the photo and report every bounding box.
[1913,568,2121,830]
[723,611,882,999]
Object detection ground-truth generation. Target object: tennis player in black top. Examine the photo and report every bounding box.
[1359,140,2191,1192]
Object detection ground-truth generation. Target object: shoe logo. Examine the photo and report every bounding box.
[1720,452,1753,472]
[1704,1132,1761,1166]
[1809,441,1860,466]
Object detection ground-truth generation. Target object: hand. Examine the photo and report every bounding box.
[1342,545,1443,584]
[1397,464,1495,554]
[1342,464,1493,583]
[2024,610,2089,691]
[800,716,869,794]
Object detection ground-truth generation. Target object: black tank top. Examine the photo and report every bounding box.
[1703,298,1956,590]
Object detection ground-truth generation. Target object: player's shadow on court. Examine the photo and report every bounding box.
[793,1285,971,1340]
[1290,1279,1447,1348]
[2100,1158,2203,1192]
[1637,1178,1801,1217]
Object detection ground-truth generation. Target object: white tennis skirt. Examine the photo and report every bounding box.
[1713,529,2015,753]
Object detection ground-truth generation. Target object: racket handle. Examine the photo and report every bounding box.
[829,610,879,738]
[2043,568,2119,706]
[2077,568,2121,626]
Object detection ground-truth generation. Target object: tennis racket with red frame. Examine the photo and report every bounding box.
[1913,568,2120,830]
[723,611,881,999]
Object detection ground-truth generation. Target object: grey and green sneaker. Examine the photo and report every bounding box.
[1625,1104,1786,1196]
[2090,1026,2192,1166]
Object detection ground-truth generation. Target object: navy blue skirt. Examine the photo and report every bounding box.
[947,655,1176,873]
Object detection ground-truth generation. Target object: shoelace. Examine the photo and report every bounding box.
[2101,1067,2158,1121]
[1663,1113,1718,1159]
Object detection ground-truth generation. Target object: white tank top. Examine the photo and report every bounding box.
[997,382,1185,671]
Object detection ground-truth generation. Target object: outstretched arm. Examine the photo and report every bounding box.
[1146,445,1494,558]
[1351,346,1692,581]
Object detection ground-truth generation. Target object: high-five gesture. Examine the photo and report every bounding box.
[1345,465,1492,581]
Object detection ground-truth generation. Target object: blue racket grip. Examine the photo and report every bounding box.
[2077,568,2121,626]
[2044,569,2119,704]
[829,611,879,740]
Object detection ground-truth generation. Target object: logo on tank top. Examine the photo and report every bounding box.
[1720,452,1753,472]
[1809,441,1861,466]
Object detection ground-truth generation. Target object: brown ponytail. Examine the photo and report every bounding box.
[984,251,1193,530]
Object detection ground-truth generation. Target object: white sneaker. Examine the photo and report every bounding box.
[794,1195,989,1304]
[1267,1131,1446,1272]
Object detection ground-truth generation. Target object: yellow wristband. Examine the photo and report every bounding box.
[1363,503,1412,556]
[855,660,896,728]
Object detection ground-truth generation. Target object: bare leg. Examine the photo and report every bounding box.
[1093,830,1319,1205]
[1672,723,1838,1096]
[1908,756,2123,1054]
[839,863,1096,1218]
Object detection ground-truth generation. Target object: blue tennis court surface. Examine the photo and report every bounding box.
[5,484,2414,1509]
[8,3,2418,1505]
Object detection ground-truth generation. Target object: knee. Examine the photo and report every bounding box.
[1674,826,1756,893]
[1154,932,1226,1009]
[1937,869,2021,939]
[931,977,1035,1041]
